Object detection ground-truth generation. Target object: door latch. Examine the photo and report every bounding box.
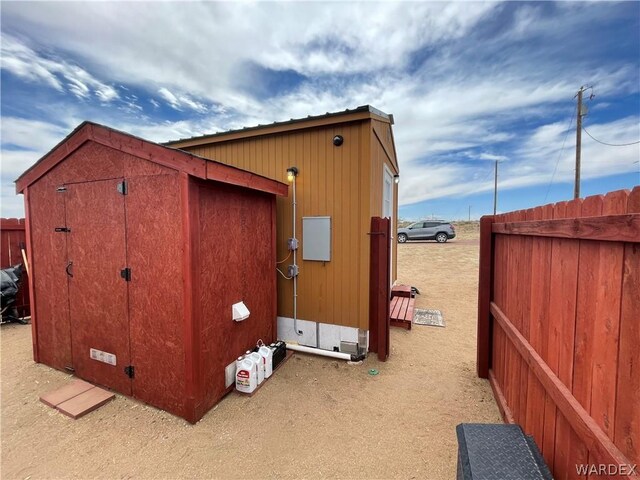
[117,180,128,195]
[120,267,131,282]
[55,227,71,233]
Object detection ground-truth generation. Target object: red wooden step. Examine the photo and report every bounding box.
[391,284,412,298]
[390,296,415,330]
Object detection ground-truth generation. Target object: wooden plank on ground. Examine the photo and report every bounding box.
[391,285,412,298]
[56,386,115,419]
[40,379,95,408]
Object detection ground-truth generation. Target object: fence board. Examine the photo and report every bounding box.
[553,198,581,480]
[613,188,640,466]
[614,242,639,465]
[589,192,627,443]
[524,205,548,451]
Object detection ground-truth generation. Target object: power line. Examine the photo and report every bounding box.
[544,104,576,202]
[582,126,640,147]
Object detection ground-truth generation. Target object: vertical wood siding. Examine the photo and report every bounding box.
[477,188,640,479]
[182,120,397,330]
[196,181,277,416]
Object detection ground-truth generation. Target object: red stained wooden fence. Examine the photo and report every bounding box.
[1,218,30,317]
[477,187,640,480]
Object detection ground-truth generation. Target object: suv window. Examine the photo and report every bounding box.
[424,222,438,228]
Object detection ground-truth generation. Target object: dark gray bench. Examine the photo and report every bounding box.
[456,424,553,480]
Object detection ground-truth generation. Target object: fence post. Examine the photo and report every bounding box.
[477,215,495,378]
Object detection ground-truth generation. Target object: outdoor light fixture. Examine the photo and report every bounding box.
[394,174,400,184]
[333,135,344,146]
[287,166,299,182]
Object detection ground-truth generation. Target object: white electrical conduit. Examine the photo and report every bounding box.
[287,343,352,361]
[292,172,303,336]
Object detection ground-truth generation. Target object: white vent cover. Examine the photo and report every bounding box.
[232,301,250,322]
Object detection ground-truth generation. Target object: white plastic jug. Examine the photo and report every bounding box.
[250,352,265,384]
[258,345,273,378]
[236,358,257,394]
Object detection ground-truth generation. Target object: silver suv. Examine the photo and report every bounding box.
[397,220,456,243]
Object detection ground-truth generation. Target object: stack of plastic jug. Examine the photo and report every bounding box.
[249,351,265,384]
[258,344,273,378]
[235,355,257,394]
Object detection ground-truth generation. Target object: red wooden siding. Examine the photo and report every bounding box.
[195,179,277,418]
[0,218,30,317]
[477,187,640,480]
[127,173,186,418]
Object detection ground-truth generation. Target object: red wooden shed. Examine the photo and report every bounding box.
[15,122,287,423]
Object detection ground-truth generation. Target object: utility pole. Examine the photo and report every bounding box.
[468,205,471,221]
[493,159,498,215]
[574,86,585,199]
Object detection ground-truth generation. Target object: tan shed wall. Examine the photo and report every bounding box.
[184,121,376,330]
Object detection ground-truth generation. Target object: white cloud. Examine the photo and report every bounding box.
[0,1,638,216]
[157,87,208,113]
[1,33,121,103]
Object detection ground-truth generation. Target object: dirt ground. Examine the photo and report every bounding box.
[1,231,500,479]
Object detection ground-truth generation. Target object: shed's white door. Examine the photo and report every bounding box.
[382,165,394,284]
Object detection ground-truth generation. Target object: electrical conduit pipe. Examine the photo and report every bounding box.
[286,343,364,362]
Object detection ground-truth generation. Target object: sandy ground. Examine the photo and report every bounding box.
[1,233,500,479]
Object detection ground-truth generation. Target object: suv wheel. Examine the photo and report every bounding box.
[435,232,448,243]
[398,233,408,243]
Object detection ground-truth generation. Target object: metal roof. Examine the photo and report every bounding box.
[164,105,393,146]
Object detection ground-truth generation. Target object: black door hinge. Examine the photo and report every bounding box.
[56,186,67,192]
[117,180,128,195]
[120,267,131,281]
[124,365,134,378]
[55,227,71,233]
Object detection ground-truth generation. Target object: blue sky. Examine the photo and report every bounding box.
[1,1,638,219]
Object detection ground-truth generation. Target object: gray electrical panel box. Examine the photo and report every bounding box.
[302,216,331,261]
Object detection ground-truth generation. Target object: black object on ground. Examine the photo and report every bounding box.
[271,341,287,370]
[456,423,552,480]
[1,264,27,324]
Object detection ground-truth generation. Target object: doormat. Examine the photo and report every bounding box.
[413,308,445,327]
